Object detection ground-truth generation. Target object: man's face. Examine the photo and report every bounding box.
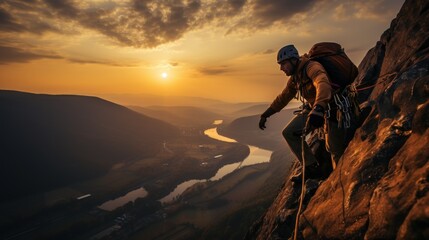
[279,59,294,76]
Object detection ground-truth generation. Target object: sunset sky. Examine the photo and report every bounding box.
[0,0,404,103]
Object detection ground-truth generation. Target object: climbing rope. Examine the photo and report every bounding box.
[353,71,397,92]
[293,96,307,240]
[288,69,398,239]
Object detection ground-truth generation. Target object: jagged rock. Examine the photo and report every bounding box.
[246,0,429,239]
[355,41,385,104]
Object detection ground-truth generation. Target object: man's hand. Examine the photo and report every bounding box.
[259,107,277,130]
[305,104,325,133]
[259,117,267,130]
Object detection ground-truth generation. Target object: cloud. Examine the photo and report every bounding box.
[67,58,137,67]
[0,7,26,32]
[1,0,312,49]
[0,1,63,34]
[198,65,234,75]
[263,49,275,54]
[0,44,140,66]
[127,0,202,47]
[353,0,403,21]
[346,46,367,54]
[331,0,404,22]
[44,0,79,18]
[0,45,62,64]
[0,0,404,52]
[333,4,350,21]
[251,0,316,27]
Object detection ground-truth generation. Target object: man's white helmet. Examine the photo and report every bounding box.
[277,45,299,63]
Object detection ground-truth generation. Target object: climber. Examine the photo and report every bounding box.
[259,44,358,181]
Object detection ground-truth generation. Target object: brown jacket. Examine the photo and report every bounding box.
[270,54,332,111]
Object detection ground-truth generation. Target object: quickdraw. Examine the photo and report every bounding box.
[328,86,359,129]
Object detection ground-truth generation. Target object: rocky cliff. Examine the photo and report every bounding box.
[246,0,429,239]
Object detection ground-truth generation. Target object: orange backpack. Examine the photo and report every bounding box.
[306,42,358,89]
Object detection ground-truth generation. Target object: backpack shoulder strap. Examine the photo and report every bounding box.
[303,60,343,90]
[301,59,317,82]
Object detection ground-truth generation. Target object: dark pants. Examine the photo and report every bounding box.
[282,112,346,169]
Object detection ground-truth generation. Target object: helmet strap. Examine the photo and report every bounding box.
[290,58,299,75]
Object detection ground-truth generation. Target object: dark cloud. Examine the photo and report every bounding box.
[79,8,136,47]
[67,58,137,67]
[199,66,234,75]
[0,0,315,48]
[129,0,202,47]
[26,19,59,34]
[229,0,247,10]
[0,45,62,64]
[206,0,247,19]
[0,7,26,32]
[1,0,250,48]
[0,2,61,34]
[1,0,399,50]
[0,44,134,66]
[44,0,79,18]
[251,0,316,27]
[3,0,39,12]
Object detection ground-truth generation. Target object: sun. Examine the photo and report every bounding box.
[161,72,168,79]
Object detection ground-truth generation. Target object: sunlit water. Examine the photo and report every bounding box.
[98,187,148,211]
[100,120,273,209]
[160,121,272,203]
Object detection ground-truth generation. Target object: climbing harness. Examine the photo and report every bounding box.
[326,71,397,129]
[292,70,380,239]
[327,85,360,129]
[291,69,397,238]
[293,85,358,239]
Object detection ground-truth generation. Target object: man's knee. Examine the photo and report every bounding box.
[282,125,296,140]
[282,115,306,144]
[283,126,302,149]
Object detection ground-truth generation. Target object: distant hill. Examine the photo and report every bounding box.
[0,90,179,201]
[219,109,295,151]
[228,103,269,118]
[210,102,267,114]
[99,93,275,116]
[228,101,302,119]
[100,93,229,110]
[129,105,225,127]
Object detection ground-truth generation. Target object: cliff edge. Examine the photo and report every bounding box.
[246,0,429,239]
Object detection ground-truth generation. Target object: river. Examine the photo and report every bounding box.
[98,120,272,210]
[159,120,272,203]
[98,187,148,211]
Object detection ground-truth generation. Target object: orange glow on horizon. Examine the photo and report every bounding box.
[0,0,404,103]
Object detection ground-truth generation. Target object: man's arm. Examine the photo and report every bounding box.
[259,78,297,130]
[305,61,333,132]
[269,77,298,112]
[306,61,332,109]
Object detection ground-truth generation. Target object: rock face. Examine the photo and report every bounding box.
[246,0,429,239]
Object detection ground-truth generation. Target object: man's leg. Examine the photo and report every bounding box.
[325,119,347,169]
[282,112,318,167]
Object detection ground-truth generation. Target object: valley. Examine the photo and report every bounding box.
[0,90,296,240]
[0,125,250,240]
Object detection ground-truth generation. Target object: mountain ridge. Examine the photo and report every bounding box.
[0,90,179,201]
[129,105,225,127]
[246,0,429,239]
